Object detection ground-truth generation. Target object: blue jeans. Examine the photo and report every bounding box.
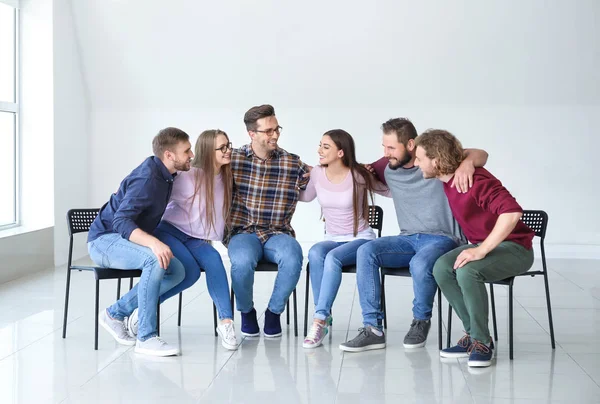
[356,234,458,330]
[154,221,233,320]
[308,238,371,321]
[228,233,303,314]
[88,233,186,341]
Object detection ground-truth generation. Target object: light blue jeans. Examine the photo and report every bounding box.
[88,233,186,341]
[308,238,371,321]
[154,221,233,320]
[228,233,303,314]
[356,234,458,330]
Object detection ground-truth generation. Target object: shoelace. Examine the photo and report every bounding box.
[457,333,471,348]
[306,323,324,341]
[222,323,236,341]
[467,340,490,355]
[407,320,427,337]
[154,337,168,346]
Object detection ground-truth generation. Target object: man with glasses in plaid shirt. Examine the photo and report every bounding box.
[226,104,310,338]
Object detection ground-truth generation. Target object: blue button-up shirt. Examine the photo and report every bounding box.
[88,156,176,242]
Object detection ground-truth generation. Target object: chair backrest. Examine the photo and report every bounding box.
[66,208,100,237]
[521,210,548,240]
[368,205,384,237]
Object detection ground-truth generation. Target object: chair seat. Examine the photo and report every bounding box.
[92,267,142,281]
[341,265,357,274]
[381,267,410,276]
[255,260,279,272]
[489,270,545,286]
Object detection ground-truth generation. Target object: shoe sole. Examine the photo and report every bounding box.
[303,339,324,349]
[134,347,180,357]
[403,341,426,349]
[241,331,260,337]
[339,343,386,352]
[126,313,138,338]
[440,351,470,359]
[468,359,492,367]
[263,332,282,338]
[216,327,239,351]
[99,313,136,346]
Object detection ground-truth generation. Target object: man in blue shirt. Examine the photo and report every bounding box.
[88,127,193,356]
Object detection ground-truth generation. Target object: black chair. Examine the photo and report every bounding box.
[446,210,555,360]
[303,205,384,337]
[231,260,299,337]
[63,209,217,349]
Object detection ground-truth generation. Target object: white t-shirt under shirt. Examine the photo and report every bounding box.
[299,166,391,242]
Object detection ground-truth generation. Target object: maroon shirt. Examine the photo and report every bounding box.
[443,168,534,250]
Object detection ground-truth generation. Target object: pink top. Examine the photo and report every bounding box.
[299,166,391,241]
[162,167,226,241]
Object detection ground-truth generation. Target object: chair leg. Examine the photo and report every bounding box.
[286,299,290,325]
[543,273,556,349]
[213,303,218,337]
[94,280,100,350]
[509,283,514,360]
[116,278,121,300]
[304,266,310,337]
[437,287,442,351]
[157,304,160,336]
[447,305,452,348]
[62,268,72,339]
[381,272,388,330]
[230,288,235,319]
[293,288,298,337]
[129,277,134,290]
[178,292,183,327]
[490,284,498,342]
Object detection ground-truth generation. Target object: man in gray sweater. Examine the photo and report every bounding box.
[340,118,488,352]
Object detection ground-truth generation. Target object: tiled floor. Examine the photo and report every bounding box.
[0,256,599,403]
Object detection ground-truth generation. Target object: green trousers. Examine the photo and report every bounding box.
[433,241,534,343]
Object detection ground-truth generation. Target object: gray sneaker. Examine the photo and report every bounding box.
[126,308,138,338]
[403,319,431,348]
[99,309,136,346]
[339,327,386,352]
[135,337,180,357]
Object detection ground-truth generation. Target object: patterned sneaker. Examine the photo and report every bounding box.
[303,321,328,349]
[135,336,180,357]
[339,327,386,352]
[440,334,473,358]
[403,319,431,348]
[241,308,260,337]
[217,321,238,350]
[99,309,136,346]
[126,308,138,338]
[468,339,494,367]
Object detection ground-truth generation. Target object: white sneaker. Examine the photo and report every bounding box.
[135,337,180,357]
[126,308,139,338]
[217,321,238,350]
[99,309,136,346]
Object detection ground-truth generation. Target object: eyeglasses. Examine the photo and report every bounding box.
[254,126,282,136]
[215,142,233,153]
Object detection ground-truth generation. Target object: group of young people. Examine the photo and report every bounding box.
[87,104,534,368]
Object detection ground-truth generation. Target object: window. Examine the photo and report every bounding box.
[0,1,18,228]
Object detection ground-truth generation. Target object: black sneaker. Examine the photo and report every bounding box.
[241,308,260,337]
[440,334,473,358]
[263,309,282,338]
[403,319,431,348]
[468,339,495,367]
[339,327,386,352]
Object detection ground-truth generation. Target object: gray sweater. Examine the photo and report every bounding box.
[384,165,465,244]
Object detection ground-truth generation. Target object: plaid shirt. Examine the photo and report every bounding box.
[226,144,310,244]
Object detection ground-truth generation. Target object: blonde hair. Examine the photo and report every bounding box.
[415,129,464,176]
[189,130,233,236]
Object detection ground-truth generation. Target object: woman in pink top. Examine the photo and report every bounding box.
[153,129,237,350]
[300,129,390,349]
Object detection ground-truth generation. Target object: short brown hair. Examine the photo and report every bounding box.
[415,129,464,175]
[381,118,418,145]
[152,127,189,157]
[244,104,275,131]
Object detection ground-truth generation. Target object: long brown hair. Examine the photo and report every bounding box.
[189,129,233,236]
[322,129,376,236]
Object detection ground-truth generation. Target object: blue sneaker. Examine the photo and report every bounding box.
[468,339,494,367]
[440,334,473,358]
[241,308,260,337]
[263,309,282,338]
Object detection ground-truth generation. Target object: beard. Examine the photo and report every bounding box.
[173,159,191,172]
[387,153,412,170]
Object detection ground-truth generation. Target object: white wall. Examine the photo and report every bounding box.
[53,0,90,265]
[73,1,599,257]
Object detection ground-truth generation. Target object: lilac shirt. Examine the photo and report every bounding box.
[299,166,391,241]
[162,167,226,241]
